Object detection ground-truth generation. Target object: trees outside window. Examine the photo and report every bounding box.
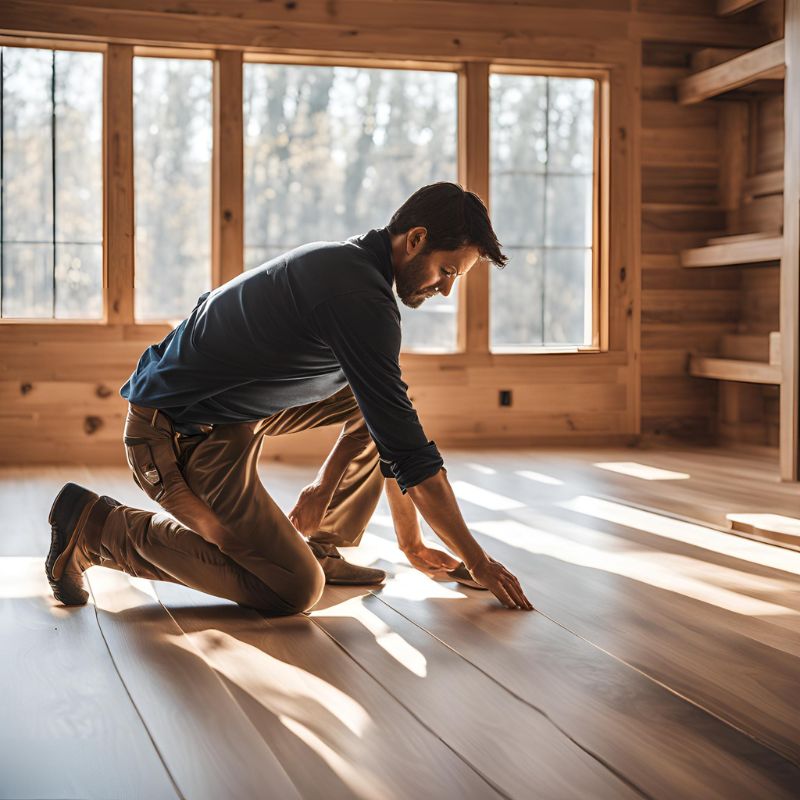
[0,46,102,319]
[490,73,595,350]
[133,56,212,321]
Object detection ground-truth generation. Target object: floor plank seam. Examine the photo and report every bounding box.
[463,516,800,767]
[149,583,303,798]
[364,592,654,800]
[383,586,800,771]
[86,572,186,800]
[306,613,515,800]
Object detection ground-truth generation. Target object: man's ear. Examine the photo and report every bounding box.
[407,226,428,254]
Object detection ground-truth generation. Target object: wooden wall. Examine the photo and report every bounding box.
[0,1,772,464]
[639,0,785,449]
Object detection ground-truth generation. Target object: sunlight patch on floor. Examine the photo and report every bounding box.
[515,470,564,486]
[451,481,525,511]
[560,495,800,576]
[313,594,428,678]
[465,462,497,475]
[470,518,799,619]
[279,714,391,799]
[593,462,690,481]
[182,628,372,737]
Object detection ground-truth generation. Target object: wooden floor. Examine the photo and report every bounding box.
[2,445,800,799]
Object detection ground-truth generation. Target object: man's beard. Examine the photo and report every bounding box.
[396,251,434,309]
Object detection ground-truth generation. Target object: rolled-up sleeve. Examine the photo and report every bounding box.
[311,291,443,492]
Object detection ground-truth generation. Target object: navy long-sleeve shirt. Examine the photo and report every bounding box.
[120,228,443,491]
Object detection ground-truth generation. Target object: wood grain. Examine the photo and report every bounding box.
[0,558,178,799]
[344,541,800,799]
[154,581,505,800]
[87,567,302,800]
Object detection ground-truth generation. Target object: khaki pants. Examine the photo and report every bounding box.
[85,386,383,616]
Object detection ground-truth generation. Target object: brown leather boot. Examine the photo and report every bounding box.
[307,540,386,586]
[46,483,116,606]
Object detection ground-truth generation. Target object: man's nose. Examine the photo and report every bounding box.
[438,275,456,297]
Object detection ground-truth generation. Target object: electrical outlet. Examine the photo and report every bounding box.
[499,389,512,407]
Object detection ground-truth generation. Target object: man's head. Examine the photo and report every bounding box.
[387,182,507,309]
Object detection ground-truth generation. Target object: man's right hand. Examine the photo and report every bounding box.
[470,557,534,610]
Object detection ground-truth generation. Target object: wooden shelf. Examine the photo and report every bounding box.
[743,170,783,199]
[689,355,781,384]
[678,39,785,105]
[717,0,766,16]
[680,234,782,268]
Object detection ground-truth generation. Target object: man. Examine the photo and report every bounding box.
[46,182,533,615]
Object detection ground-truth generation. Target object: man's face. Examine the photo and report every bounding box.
[395,236,481,309]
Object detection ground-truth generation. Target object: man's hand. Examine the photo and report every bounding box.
[287,483,331,537]
[402,540,460,577]
[470,556,533,610]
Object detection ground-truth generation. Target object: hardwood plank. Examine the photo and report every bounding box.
[678,39,785,105]
[0,558,178,799]
[689,354,781,383]
[781,0,800,480]
[308,587,640,800]
[680,235,783,267]
[343,537,800,799]
[87,568,302,800]
[154,581,505,800]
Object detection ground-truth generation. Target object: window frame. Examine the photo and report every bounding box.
[0,36,106,323]
[488,62,609,355]
[0,35,610,361]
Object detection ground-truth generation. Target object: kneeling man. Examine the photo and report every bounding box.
[46,182,533,615]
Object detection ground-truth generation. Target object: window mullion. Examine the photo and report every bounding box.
[212,49,244,288]
[457,61,490,355]
[103,44,134,324]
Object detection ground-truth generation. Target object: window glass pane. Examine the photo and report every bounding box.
[1,47,102,319]
[545,175,592,247]
[54,50,103,318]
[491,247,543,347]
[244,64,458,352]
[2,243,52,318]
[543,248,591,345]
[490,73,595,350]
[134,57,212,321]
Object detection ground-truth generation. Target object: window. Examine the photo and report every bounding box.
[133,56,212,321]
[244,62,458,352]
[0,46,103,319]
[489,73,596,350]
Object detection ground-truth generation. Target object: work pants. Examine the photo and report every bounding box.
[82,386,383,615]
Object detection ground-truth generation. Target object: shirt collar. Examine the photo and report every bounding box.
[357,227,394,287]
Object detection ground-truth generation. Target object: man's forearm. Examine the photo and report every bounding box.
[384,476,423,552]
[406,469,487,571]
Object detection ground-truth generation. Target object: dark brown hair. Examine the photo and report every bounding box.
[388,182,508,268]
